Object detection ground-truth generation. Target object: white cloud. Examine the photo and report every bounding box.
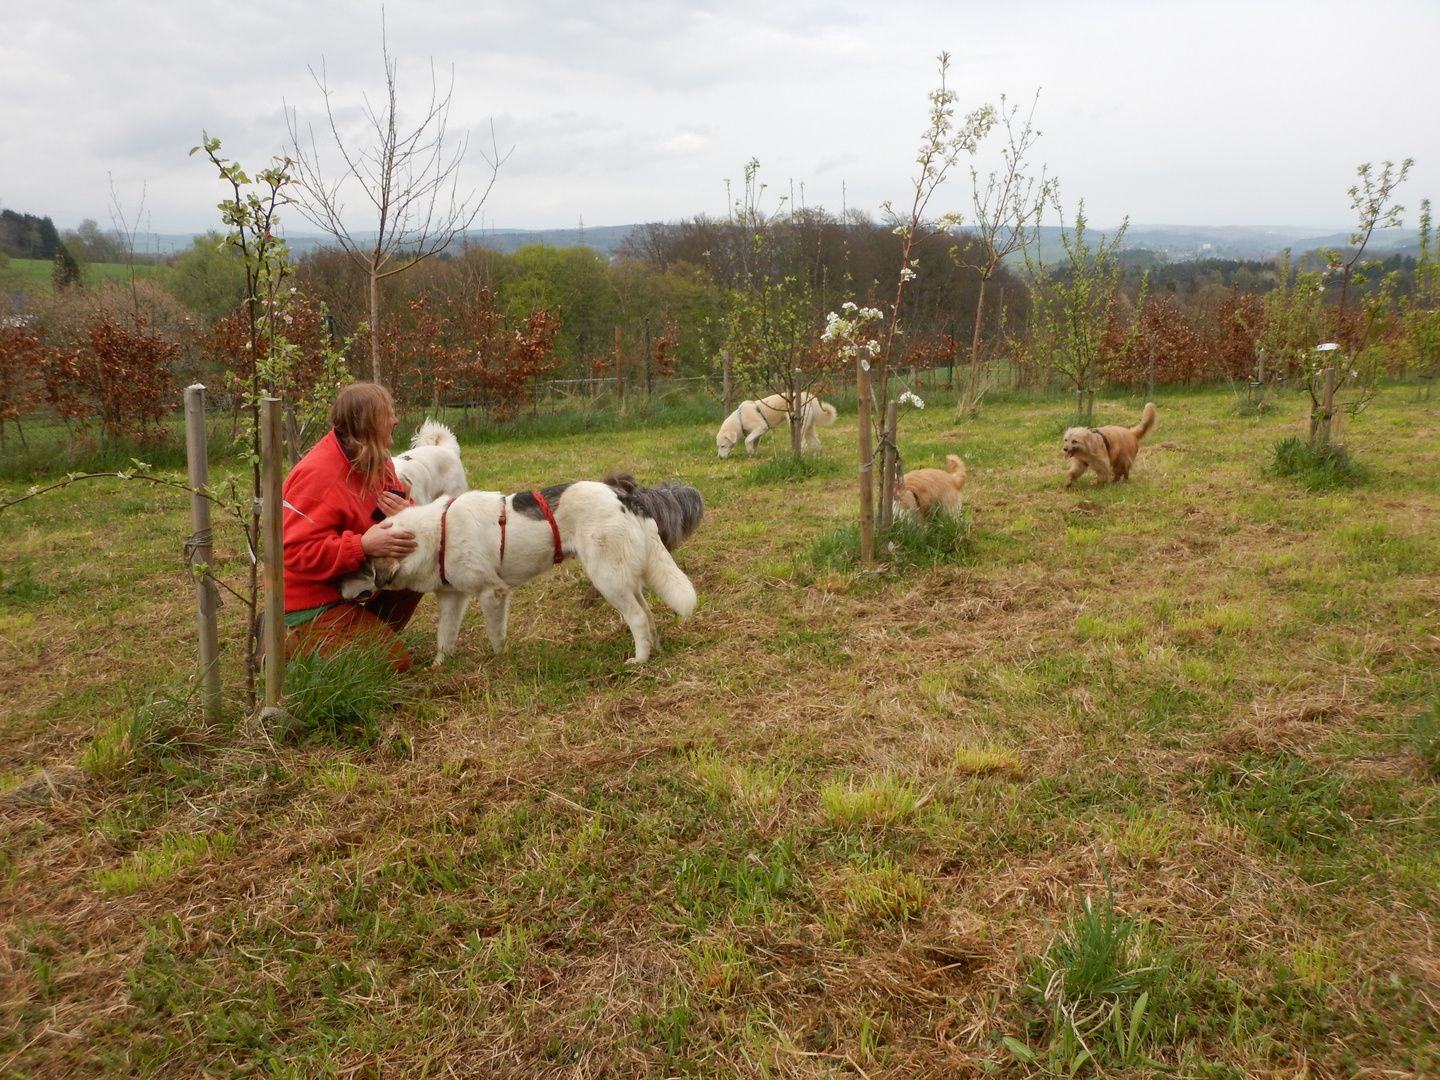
[1,0,1436,237]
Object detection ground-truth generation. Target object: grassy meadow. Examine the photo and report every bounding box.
[1,382,1439,1078]
[2,256,163,294]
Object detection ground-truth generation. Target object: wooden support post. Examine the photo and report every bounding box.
[878,399,898,535]
[722,351,733,415]
[261,397,286,708]
[857,356,875,566]
[1318,366,1336,448]
[184,385,222,723]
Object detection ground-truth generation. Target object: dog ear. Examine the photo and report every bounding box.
[371,558,399,589]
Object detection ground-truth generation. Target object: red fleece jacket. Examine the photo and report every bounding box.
[281,430,402,612]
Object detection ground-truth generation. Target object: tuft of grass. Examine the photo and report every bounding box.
[283,644,408,745]
[1013,873,1168,1074]
[80,686,203,782]
[0,562,57,604]
[806,508,971,575]
[93,830,237,895]
[953,744,1022,777]
[884,507,971,568]
[743,452,844,485]
[840,856,929,922]
[819,772,930,829]
[1269,435,1367,490]
[1411,695,1440,779]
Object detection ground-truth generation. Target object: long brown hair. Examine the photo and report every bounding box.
[330,383,394,493]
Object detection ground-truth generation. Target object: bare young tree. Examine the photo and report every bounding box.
[286,25,505,383]
[958,91,1050,417]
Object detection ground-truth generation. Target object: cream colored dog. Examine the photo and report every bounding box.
[393,420,467,505]
[1062,402,1157,487]
[716,392,837,458]
[894,454,967,519]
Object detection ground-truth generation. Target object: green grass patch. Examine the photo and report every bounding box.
[282,644,409,745]
[1269,435,1368,490]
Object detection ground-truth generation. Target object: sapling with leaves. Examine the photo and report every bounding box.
[717,159,841,462]
[829,53,991,563]
[192,135,354,706]
[1026,197,1136,422]
[1299,159,1412,448]
[1405,198,1440,386]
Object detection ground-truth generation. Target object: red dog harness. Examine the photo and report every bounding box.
[533,490,564,564]
[496,491,564,566]
[438,496,458,585]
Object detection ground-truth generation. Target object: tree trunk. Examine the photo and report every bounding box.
[962,271,990,417]
[368,265,382,383]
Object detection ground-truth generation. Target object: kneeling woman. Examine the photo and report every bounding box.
[280,382,422,670]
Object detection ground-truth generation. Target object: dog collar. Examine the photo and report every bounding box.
[734,405,749,438]
[1089,427,1110,450]
[533,490,564,564]
[497,494,508,562]
[438,496,458,585]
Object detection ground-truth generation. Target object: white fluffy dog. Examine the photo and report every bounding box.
[339,481,698,665]
[715,392,837,458]
[393,420,467,505]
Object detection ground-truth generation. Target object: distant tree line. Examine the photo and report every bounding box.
[0,211,61,260]
[2,190,1437,448]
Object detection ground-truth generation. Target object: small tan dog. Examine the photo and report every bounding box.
[1062,402,1157,487]
[894,454,967,518]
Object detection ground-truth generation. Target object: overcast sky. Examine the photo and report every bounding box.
[3,0,1437,243]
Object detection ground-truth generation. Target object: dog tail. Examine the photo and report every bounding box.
[815,401,838,427]
[643,537,697,619]
[412,419,460,454]
[1132,402,1157,441]
[945,454,967,486]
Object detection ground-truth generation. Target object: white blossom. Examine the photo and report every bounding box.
[899,390,925,409]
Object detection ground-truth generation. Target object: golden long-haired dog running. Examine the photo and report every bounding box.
[894,454,967,518]
[1061,402,1157,487]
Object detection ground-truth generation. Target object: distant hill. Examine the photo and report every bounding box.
[104,221,1426,264]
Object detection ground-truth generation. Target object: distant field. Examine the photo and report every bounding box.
[4,256,163,294]
[1,384,1438,1077]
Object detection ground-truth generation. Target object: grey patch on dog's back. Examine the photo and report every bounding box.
[602,472,704,552]
[512,484,573,520]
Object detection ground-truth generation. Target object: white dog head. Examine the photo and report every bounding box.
[337,559,399,601]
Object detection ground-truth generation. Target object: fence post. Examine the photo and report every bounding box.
[184,385,222,723]
[261,397,286,708]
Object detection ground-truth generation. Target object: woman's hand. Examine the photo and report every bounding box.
[376,487,410,517]
[362,520,417,558]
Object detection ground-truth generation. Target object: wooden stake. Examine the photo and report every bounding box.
[857,357,875,565]
[184,385,221,722]
[261,397,286,708]
[878,399,898,534]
